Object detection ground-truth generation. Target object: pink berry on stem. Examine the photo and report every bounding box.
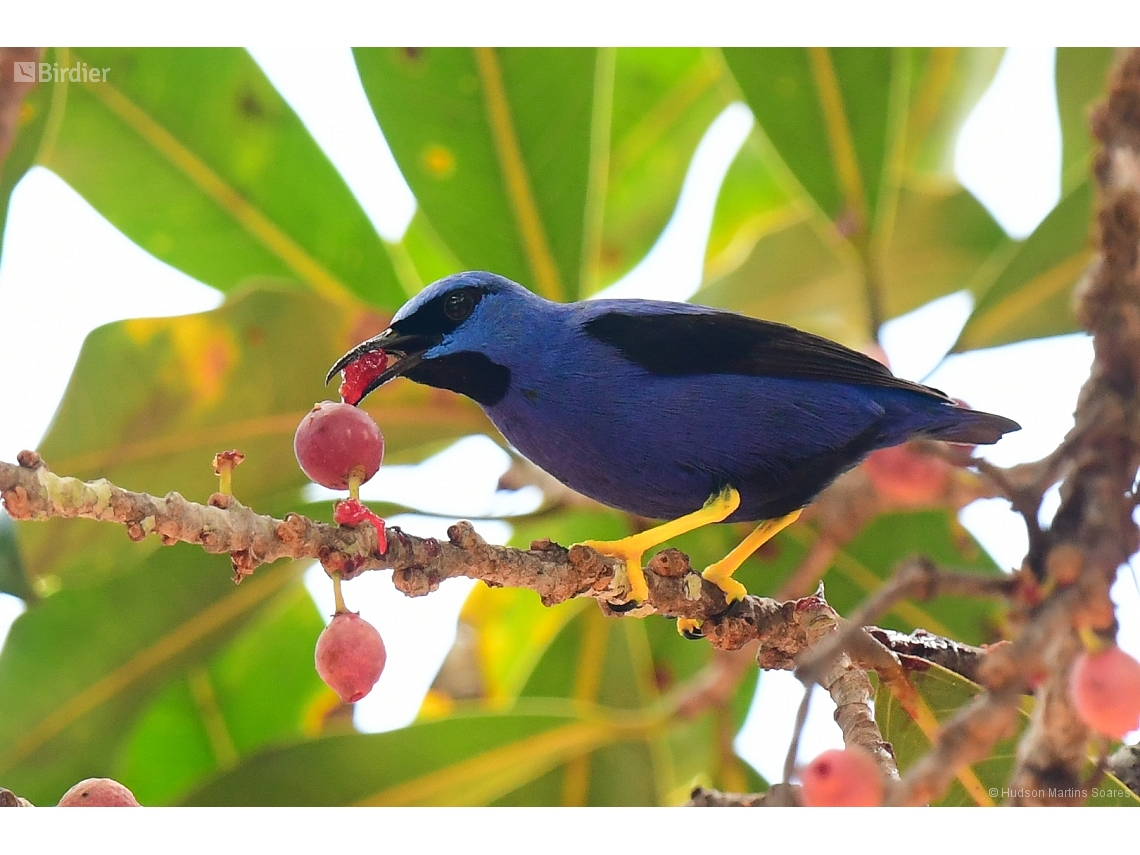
[294,401,384,491]
[315,611,387,703]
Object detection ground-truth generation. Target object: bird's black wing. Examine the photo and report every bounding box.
[583,309,953,402]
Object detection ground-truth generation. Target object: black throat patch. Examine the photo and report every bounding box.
[404,351,511,406]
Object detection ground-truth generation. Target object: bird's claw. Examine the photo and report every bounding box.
[677,618,703,639]
[609,599,641,614]
[700,565,748,604]
[577,539,650,610]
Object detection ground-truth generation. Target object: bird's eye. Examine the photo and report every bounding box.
[443,290,475,322]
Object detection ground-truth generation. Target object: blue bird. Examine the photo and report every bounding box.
[328,271,1020,633]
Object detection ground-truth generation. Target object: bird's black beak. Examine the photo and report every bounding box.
[325,327,443,403]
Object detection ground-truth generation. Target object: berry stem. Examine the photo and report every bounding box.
[348,468,364,501]
[211,450,244,497]
[331,573,348,615]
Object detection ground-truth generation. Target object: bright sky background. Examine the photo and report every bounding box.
[0,46,1136,787]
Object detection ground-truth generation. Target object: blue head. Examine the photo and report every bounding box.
[327,271,546,405]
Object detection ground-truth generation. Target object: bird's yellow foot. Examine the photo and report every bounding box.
[577,539,650,610]
[677,617,704,639]
[576,486,742,611]
[700,509,804,603]
[701,562,749,603]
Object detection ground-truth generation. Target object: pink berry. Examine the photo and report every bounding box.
[798,747,884,807]
[339,349,389,406]
[863,444,950,506]
[1069,645,1140,739]
[294,401,384,490]
[315,612,387,703]
[58,778,140,807]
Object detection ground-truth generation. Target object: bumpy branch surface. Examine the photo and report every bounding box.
[1,450,817,640]
[0,450,1010,687]
[790,594,900,781]
[1003,48,1140,804]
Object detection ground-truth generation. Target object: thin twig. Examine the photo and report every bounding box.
[795,556,1018,687]
[781,686,813,791]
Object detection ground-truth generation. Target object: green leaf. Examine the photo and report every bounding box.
[19,285,493,591]
[459,584,587,705]
[723,48,894,226]
[876,661,1140,806]
[510,562,754,803]
[397,207,465,288]
[877,662,1015,805]
[702,182,1012,347]
[701,130,805,292]
[954,179,1094,352]
[0,544,306,805]
[37,48,404,307]
[114,582,331,805]
[699,200,868,346]
[878,186,1007,320]
[644,614,762,798]
[1090,773,1140,805]
[182,703,634,806]
[705,48,1006,343]
[453,508,626,704]
[698,126,867,344]
[903,48,1004,180]
[437,504,761,804]
[948,49,1115,352]
[593,48,734,291]
[354,48,596,302]
[724,48,1002,223]
[355,48,735,299]
[519,608,655,710]
[0,513,33,602]
[808,510,1005,645]
[109,674,218,806]
[1057,48,1117,191]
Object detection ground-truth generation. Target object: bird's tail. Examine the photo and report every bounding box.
[919,404,1022,445]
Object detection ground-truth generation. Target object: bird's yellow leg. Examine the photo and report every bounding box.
[577,486,741,606]
[704,509,803,601]
[678,508,802,638]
